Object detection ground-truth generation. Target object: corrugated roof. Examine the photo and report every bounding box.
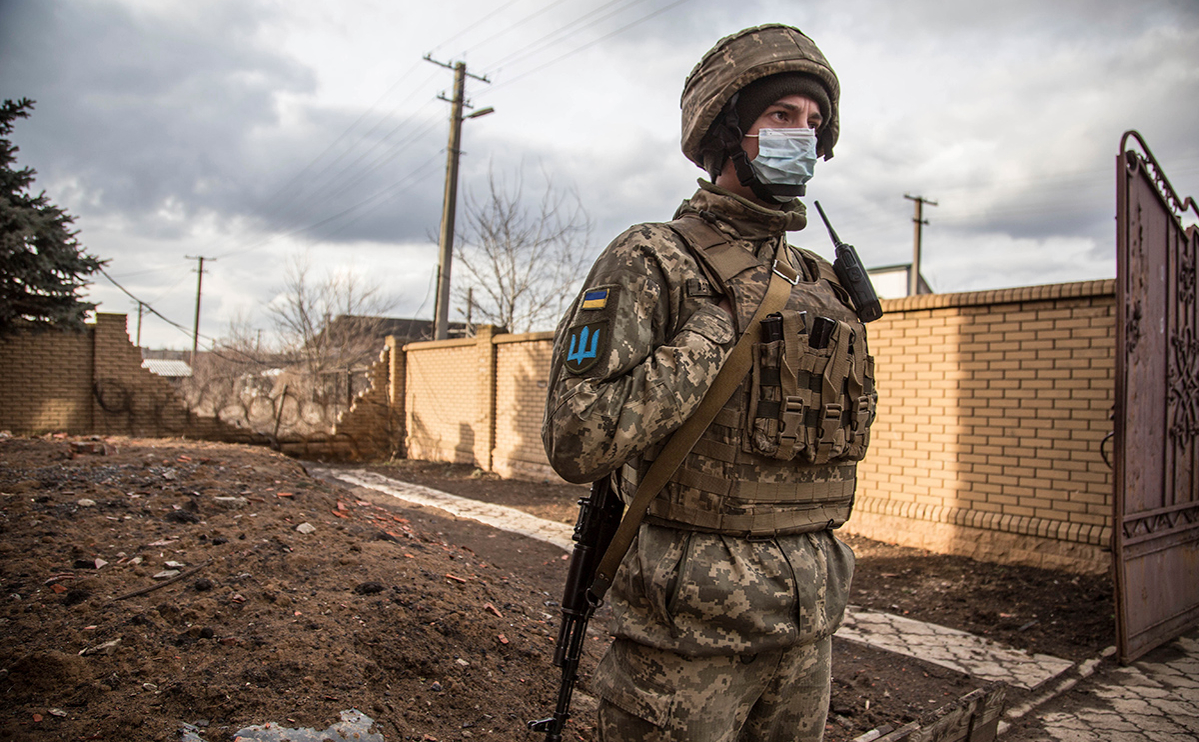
[142,359,192,377]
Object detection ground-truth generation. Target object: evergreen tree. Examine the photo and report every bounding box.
[0,98,105,334]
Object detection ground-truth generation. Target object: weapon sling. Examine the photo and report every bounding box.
[588,219,799,601]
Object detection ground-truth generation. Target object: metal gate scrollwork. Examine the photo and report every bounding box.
[1114,130,1199,663]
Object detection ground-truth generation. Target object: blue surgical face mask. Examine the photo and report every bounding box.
[747,128,818,200]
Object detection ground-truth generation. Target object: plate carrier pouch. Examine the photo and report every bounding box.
[619,214,876,538]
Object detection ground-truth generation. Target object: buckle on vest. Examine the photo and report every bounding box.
[772,259,800,285]
[852,395,872,432]
[820,403,844,443]
[779,397,806,444]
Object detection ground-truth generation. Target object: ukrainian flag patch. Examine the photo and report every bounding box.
[581,288,609,311]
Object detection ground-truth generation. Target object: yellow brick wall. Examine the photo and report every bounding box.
[402,281,1116,572]
[8,282,1116,571]
[493,332,556,480]
[403,337,487,464]
[848,280,1115,572]
[0,313,257,442]
[0,325,94,433]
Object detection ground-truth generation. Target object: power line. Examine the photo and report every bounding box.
[255,63,432,219]
[314,154,446,243]
[99,266,200,340]
[428,0,524,55]
[455,0,576,57]
[317,116,444,206]
[97,266,262,363]
[270,75,443,222]
[483,0,651,72]
[484,0,693,92]
[214,150,450,261]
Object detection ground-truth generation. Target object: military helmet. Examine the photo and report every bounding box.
[681,24,841,168]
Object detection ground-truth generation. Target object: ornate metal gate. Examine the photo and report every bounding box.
[1114,131,1199,663]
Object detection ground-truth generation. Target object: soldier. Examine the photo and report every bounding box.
[542,24,876,742]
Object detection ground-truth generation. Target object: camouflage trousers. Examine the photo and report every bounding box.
[591,524,853,741]
[595,635,831,742]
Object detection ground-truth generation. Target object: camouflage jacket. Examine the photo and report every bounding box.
[542,181,808,484]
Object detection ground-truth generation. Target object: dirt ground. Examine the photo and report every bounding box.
[0,435,1115,742]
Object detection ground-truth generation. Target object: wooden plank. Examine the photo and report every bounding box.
[863,684,1006,742]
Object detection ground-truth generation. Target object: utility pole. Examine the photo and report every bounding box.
[185,255,214,369]
[904,194,938,297]
[425,54,494,340]
[135,301,144,346]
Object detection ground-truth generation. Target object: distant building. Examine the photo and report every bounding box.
[867,263,933,299]
[141,358,192,378]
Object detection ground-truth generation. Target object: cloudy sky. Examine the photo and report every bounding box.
[3,0,1198,348]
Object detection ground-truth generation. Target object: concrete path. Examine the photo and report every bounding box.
[307,466,575,551]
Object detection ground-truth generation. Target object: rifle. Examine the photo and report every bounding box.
[528,476,625,741]
[814,200,883,323]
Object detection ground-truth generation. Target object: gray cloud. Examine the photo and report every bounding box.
[4,0,1197,345]
[1,0,453,249]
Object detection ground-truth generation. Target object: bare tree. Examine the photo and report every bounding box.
[180,314,277,431]
[266,254,397,375]
[453,165,593,334]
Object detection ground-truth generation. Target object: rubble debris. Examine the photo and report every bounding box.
[112,559,213,601]
[79,638,122,656]
[183,709,384,742]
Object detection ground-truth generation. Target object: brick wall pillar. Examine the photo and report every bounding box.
[91,313,138,431]
[386,335,406,453]
[386,336,405,408]
[475,325,497,471]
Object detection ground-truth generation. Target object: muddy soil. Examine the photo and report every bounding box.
[0,436,1114,741]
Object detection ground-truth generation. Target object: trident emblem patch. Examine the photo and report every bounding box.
[564,321,606,374]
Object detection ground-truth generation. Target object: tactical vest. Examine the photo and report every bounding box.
[620,214,876,537]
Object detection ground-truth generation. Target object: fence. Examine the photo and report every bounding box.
[401,279,1116,573]
[0,313,399,459]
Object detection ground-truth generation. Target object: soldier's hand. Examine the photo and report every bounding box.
[717,296,733,316]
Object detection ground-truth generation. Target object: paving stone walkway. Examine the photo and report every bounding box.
[838,607,1075,690]
[1006,631,1199,741]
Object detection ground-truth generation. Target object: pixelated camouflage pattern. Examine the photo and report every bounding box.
[681,24,841,164]
[542,193,743,485]
[543,181,863,737]
[593,636,831,741]
[606,524,854,656]
[542,180,818,484]
[581,183,870,536]
[544,181,871,535]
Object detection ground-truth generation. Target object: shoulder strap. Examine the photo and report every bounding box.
[669,214,761,283]
[588,238,798,602]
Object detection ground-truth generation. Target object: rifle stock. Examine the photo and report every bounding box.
[528,477,624,740]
